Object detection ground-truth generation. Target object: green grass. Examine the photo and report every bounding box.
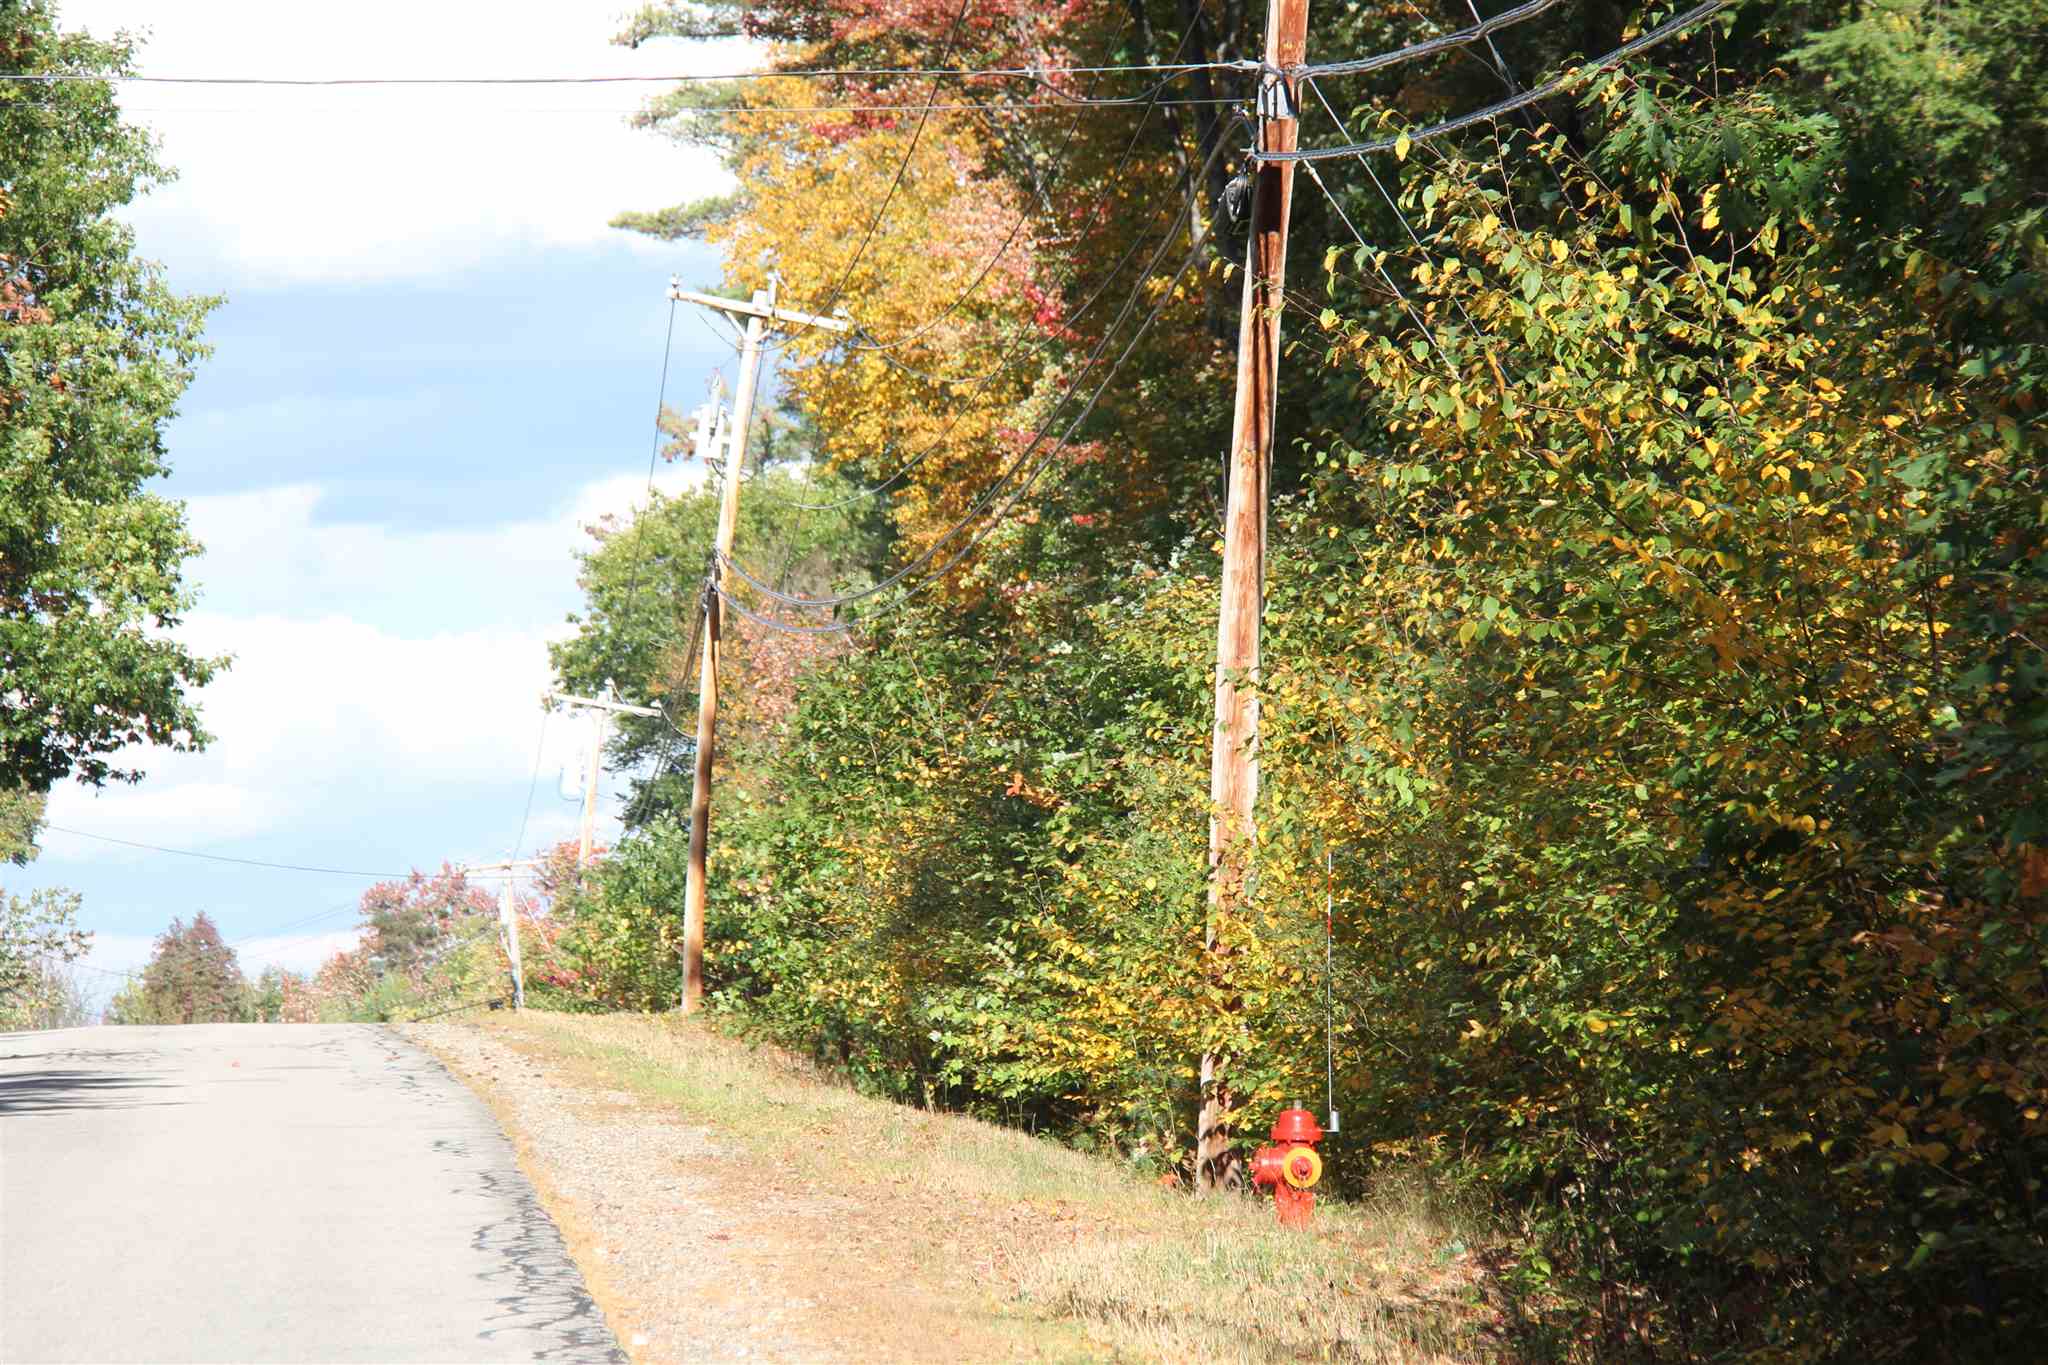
[480,1010,1498,1363]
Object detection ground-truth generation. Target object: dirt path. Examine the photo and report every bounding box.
[401,1018,1088,1364]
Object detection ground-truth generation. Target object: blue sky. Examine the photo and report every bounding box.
[6,1,758,989]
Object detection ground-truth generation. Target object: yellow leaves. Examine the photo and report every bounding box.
[1550,238,1568,264]
[1394,131,1411,162]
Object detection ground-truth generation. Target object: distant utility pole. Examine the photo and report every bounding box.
[1198,0,1310,1195]
[551,682,661,865]
[669,277,849,1014]
[459,857,543,1009]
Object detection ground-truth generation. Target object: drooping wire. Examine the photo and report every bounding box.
[1289,0,1565,80]
[619,295,682,635]
[509,707,552,862]
[1257,1,1728,163]
[3,62,1251,88]
[787,0,979,336]
[722,144,1222,613]
[125,96,1252,120]
[226,899,363,947]
[749,98,1233,517]
[1297,82,1479,377]
[38,826,515,879]
[723,219,1216,634]
[841,13,1190,357]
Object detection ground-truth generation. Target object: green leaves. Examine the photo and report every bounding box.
[0,7,222,793]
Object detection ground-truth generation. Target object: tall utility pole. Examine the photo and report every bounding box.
[551,683,661,865]
[1198,0,1310,1194]
[461,857,543,1008]
[671,278,849,1013]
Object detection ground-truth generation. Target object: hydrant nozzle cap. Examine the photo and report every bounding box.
[1270,1106,1324,1145]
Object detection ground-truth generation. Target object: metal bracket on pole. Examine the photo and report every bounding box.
[459,857,546,1010]
[664,284,852,335]
[548,690,663,719]
[1257,68,1299,122]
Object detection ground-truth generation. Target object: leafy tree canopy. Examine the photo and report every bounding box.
[0,884,88,1026]
[1,1,223,796]
[108,911,247,1025]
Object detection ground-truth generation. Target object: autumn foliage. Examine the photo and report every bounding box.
[561,0,2048,1356]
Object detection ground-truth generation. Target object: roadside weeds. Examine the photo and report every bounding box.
[407,1010,1497,1363]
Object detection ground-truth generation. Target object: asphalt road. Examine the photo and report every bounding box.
[0,1023,622,1364]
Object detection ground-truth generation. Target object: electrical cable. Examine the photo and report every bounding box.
[1325,846,1338,1131]
[790,0,980,333]
[40,825,517,880]
[1296,84,1472,377]
[38,954,139,981]
[750,119,1235,517]
[227,899,362,947]
[508,707,552,863]
[723,221,1213,634]
[757,69,1222,357]
[722,169,1213,612]
[233,919,373,969]
[1290,0,1565,79]
[405,994,506,1023]
[842,14,1190,355]
[1257,1,1727,163]
[1302,75,1706,430]
[1,62,1251,89]
[618,295,683,648]
[125,96,1252,118]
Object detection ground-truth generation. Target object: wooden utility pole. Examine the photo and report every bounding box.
[1197,0,1310,1194]
[580,703,605,863]
[673,279,849,1013]
[461,857,544,1008]
[551,682,661,865]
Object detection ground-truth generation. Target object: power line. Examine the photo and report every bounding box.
[618,294,683,643]
[0,62,1249,88]
[405,994,506,1023]
[227,899,362,947]
[785,0,978,338]
[728,227,1185,608]
[509,707,552,864]
[1258,1,1728,163]
[751,78,1226,516]
[726,213,1216,634]
[120,96,1250,117]
[1298,79,1475,376]
[1291,0,1565,79]
[41,825,517,880]
[723,132,1228,615]
[842,11,1180,356]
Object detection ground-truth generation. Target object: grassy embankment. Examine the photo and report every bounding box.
[473,1010,1500,1363]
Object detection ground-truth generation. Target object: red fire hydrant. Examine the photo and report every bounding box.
[1250,1106,1325,1226]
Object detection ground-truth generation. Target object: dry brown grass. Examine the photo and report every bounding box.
[468,1010,1498,1363]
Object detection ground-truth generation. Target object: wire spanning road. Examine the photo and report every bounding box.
[0,1024,622,1364]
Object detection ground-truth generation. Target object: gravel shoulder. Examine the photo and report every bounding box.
[403,1011,1494,1365]
[400,1015,1095,1364]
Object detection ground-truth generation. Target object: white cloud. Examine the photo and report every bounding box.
[43,469,696,861]
[62,0,758,284]
[178,463,708,623]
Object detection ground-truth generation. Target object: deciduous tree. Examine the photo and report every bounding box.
[1,1,222,796]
